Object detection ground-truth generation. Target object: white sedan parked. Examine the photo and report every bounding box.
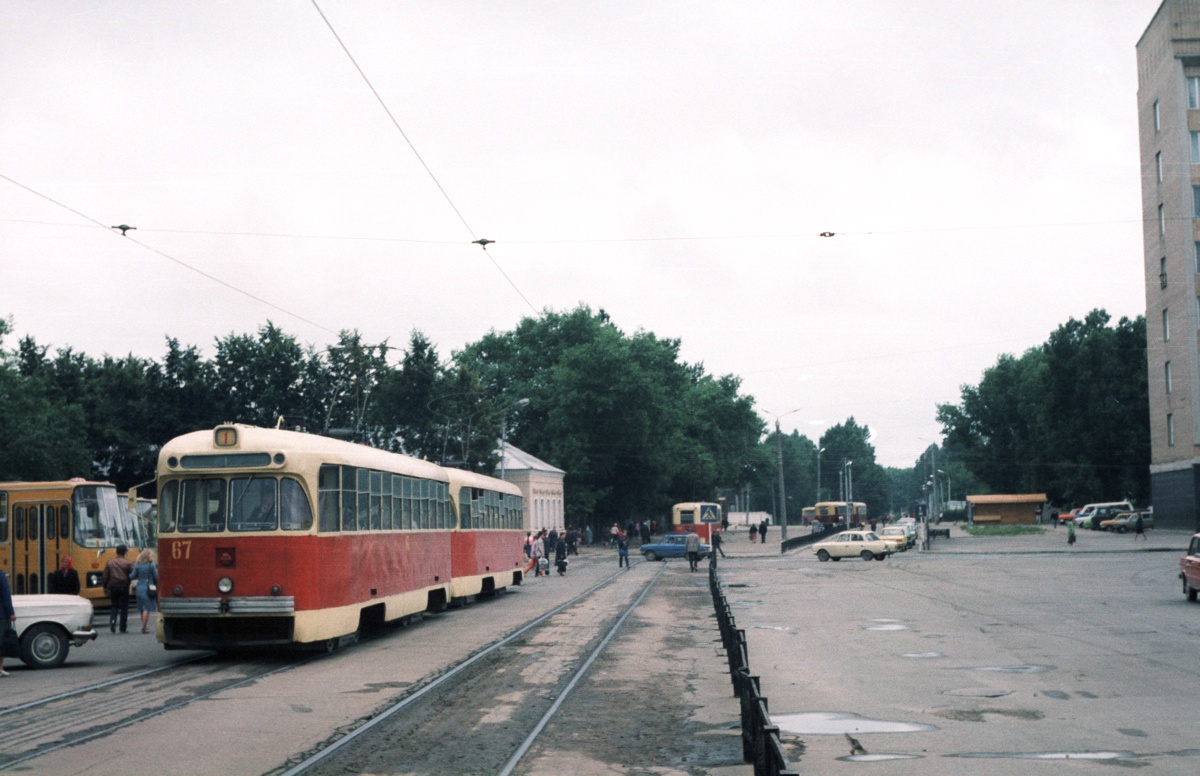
[11,594,99,668]
[812,530,895,562]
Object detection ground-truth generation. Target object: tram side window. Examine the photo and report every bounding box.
[391,474,404,530]
[356,468,370,531]
[319,465,340,532]
[381,472,392,529]
[340,466,357,531]
[230,477,277,531]
[179,478,227,532]
[369,470,382,530]
[280,477,313,530]
[459,487,472,529]
[159,481,178,533]
[401,476,413,530]
[15,506,24,541]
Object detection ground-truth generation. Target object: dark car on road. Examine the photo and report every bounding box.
[641,534,711,562]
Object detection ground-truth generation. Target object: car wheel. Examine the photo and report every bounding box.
[643,551,658,562]
[1117,527,1127,534]
[1188,578,1199,602]
[875,553,886,561]
[861,550,874,561]
[20,623,70,669]
[816,549,830,562]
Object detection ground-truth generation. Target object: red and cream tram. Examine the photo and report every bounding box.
[155,425,525,651]
[671,502,722,541]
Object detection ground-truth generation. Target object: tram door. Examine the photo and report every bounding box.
[9,500,70,594]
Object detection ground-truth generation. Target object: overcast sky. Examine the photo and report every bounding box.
[1,1,1162,467]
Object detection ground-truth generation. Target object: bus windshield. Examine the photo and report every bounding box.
[73,485,140,548]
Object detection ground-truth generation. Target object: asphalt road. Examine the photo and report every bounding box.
[718,525,1200,774]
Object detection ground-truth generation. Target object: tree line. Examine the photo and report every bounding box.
[0,306,1151,529]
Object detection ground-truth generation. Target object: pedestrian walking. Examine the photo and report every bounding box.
[749,523,758,542]
[102,544,134,633]
[759,519,768,544]
[684,529,702,571]
[0,569,15,677]
[49,556,81,595]
[617,532,630,569]
[584,524,593,546]
[554,536,569,575]
[129,549,158,634]
[1067,521,1076,546]
[711,530,725,558]
[1135,513,1147,541]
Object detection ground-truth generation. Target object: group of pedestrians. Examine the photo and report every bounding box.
[101,545,158,634]
[525,527,584,577]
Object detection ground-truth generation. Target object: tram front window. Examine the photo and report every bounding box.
[179,479,227,533]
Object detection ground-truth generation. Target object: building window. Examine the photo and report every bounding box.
[1160,203,1166,236]
[1195,242,1200,273]
[1166,361,1173,394]
[1168,413,1175,447]
[1194,186,1200,217]
[1162,256,1169,288]
[1155,99,1161,131]
[1158,151,1164,182]
[1164,308,1171,341]
[1190,77,1200,109]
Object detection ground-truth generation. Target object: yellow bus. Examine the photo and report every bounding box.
[811,501,868,528]
[1,479,148,603]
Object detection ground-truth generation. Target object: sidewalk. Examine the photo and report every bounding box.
[919,520,1190,554]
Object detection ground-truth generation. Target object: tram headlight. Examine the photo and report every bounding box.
[270,585,282,596]
[217,577,234,594]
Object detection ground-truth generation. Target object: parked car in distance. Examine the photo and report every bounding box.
[641,534,711,562]
[812,530,894,562]
[1100,511,1153,533]
[1075,501,1134,530]
[879,526,910,551]
[11,594,99,668]
[894,518,918,545]
[1181,534,1200,602]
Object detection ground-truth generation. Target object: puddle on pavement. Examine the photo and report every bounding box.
[900,651,943,658]
[967,664,1052,674]
[944,688,1012,697]
[752,625,797,633]
[865,619,908,631]
[933,708,1042,722]
[838,753,923,762]
[1118,728,1148,737]
[950,751,1136,761]
[1041,690,1068,699]
[774,711,938,735]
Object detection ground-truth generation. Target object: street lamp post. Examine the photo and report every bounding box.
[844,459,854,527]
[762,408,802,544]
[498,398,531,480]
[816,447,825,504]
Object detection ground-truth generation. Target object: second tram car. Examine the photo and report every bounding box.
[0,479,147,603]
[155,425,525,651]
[671,502,722,541]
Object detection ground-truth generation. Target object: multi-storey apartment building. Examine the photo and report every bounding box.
[1138,0,1200,530]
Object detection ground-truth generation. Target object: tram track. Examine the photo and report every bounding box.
[275,561,667,776]
[0,652,311,770]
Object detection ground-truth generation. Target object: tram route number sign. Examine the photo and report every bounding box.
[700,504,720,523]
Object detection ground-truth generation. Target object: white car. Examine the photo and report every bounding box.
[812,530,895,562]
[10,594,99,668]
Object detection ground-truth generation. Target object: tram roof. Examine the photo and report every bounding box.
[159,425,449,482]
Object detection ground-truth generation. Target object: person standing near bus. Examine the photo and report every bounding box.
[103,545,134,633]
[129,549,158,634]
[1,569,15,677]
[49,556,81,595]
[711,530,725,558]
[617,532,630,569]
[684,529,702,571]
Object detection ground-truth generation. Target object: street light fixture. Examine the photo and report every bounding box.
[762,407,802,544]
[499,398,530,480]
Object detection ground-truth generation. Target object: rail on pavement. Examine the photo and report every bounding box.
[708,554,799,776]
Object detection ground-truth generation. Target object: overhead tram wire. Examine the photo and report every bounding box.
[309,0,538,316]
[0,172,341,338]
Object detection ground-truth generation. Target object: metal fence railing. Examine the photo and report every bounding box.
[709,554,799,775]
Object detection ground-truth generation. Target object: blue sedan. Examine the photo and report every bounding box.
[640,534,711,561]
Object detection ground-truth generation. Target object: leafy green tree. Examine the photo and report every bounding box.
[0,319,91,480]
[212,321,309,427]
[371,331,447,458]
[938,311,1148,505]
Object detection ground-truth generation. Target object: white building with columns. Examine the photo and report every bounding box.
[495,444,565,533]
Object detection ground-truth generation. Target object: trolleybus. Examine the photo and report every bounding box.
[671,501,722,541]
[0,479,148,603]
[155,424,525,651]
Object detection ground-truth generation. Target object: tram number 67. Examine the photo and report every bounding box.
[170,540,193,560]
